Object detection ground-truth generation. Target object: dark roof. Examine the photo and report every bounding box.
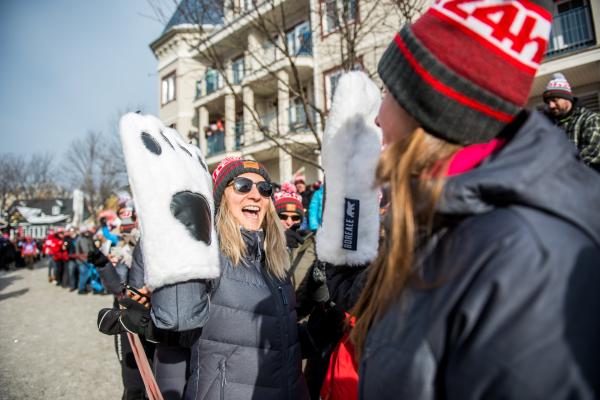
[163,0,224,34]
[17,198,74,217]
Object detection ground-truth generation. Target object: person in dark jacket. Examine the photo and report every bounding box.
[115,157,311,400]
[274,190,319,319]
[275,190,329,400]
[95,239,155,400]
[332,1,600,399]
[184,157,309,400]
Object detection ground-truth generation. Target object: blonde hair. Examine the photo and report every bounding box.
[350,128,461,360]
[216,192,289,280]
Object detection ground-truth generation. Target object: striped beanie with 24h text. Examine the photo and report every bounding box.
[378,0,554,145]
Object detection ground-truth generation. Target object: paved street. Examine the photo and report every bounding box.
[0,259,122,399]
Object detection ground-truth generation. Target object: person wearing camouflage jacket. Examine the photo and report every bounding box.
[543,73,600,172]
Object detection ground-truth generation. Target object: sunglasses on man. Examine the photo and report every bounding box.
[278,213,302,222]
[229,177,273,198]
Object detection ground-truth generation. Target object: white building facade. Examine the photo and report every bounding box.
[529,0,600,111]
[150,0,401,185]
[150,0,600,184]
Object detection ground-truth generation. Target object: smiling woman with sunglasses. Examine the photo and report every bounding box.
[179,157,310,400]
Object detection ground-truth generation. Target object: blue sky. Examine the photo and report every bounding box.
[0,0,171,156]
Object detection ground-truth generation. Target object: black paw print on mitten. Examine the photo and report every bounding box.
[140,128,212,245]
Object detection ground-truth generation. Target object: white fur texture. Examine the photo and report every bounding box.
[120,113,219,289]
[316,71,382,265]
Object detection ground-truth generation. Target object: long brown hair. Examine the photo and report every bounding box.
[350,128,461,360]
[216,193,289,280]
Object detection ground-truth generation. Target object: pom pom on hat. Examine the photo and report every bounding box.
[280,182,297,193]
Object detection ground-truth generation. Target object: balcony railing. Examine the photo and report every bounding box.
[259,111,278,134]
[545,4,596,58]
[206,130,225,156]
[289,104,314,132]
[235,121,244,150]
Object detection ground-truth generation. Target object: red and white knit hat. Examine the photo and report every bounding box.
[378,0,553,145]
[543,72,573,102]
[212,156,271,208]
[273,191,304,217]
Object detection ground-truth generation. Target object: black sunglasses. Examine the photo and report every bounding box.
[278,213,301,222]
[229,177,273,198]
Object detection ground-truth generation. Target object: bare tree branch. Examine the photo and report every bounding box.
[62,130,120,217]
[147,0,420,174]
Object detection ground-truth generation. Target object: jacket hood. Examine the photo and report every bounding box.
[438,111,600,246]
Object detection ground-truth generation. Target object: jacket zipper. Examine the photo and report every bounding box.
[278,286,288,305]
[261,271,291,399]
[219,359,227,400]
[255,231,262,262]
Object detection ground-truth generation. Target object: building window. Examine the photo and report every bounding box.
[262,38,277,63]
[286,22,312,56]
[546,0,595,57]
[324,0,357,33]
[326,71,342,109]
[235,116,244,149]
[289,97,310,131]
[206,119,225,156]
[195,80,202,98]
[205,68,222,94]
[232,57,245,84]
[325,63,362,109]
[161,73,176,105]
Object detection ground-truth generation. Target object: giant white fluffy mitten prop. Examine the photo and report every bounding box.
[316,72,382,265]
[120,113,219,290]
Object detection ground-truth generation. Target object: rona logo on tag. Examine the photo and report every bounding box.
[342,198,360,251]
[432,0,552,70]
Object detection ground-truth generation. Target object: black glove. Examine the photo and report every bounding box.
[308,260,330,303]
[87,249,109,268]
[285,229,305,249]
[96,262,126,296]
[118,297,151,335]
[306,302,347,352]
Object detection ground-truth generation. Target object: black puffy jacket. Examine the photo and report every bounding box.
[358,112,600,399]
[185,229,309,400]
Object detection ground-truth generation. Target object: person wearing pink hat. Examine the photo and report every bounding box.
[294,173,313,224]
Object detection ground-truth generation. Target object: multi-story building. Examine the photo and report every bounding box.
[529,0,600,112]
[150,0,600,185]
[150,0,401,184]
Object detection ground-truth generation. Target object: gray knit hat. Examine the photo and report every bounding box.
[543,73,574,102]
[378,0,554,145]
